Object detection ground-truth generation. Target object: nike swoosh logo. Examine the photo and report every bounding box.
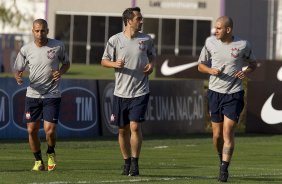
[160,59,198,76]
[277,66,282,81]
[261,93,282,124]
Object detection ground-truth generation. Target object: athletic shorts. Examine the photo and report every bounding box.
[24,97,61,124]
[207,89,244,123]
[110,94,150,127]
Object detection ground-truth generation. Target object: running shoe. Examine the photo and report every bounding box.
[121,164,130,175]
[31,160,45,171]
[47,153,56,171]
[218,170,229,182]
[129,162,139,176]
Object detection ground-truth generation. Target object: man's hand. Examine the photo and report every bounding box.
[143,63,154,75]
[234,70,246,79]
[51,69,61,81]
[15,71,23,85]
[114,59,125,68]
[209,68,222,76]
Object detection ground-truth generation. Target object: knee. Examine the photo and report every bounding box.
[130,122,141,133]
[119,128,126,135]
[119,127,130,136]
[27,127,38,136]
[213,131,223,140]
[223,134,234,145]
[45,128,55,137]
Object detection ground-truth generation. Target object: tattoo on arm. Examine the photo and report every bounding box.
[223,147,234,156]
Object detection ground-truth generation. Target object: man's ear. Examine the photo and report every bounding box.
[127,19,131,26]
[226,27,232,34]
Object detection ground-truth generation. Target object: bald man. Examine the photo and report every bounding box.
[14,19,70,171]
[198,16,257,182]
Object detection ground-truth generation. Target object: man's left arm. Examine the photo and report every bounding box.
[144,56,155,75]
[243,59,257,75]
[235,42,257,79]
[244,41,257,74]
[52,62,70,81]
[144,38,156,75]
[60,62,70,74]
[52,43,70,81]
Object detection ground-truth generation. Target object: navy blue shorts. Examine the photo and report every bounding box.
[24,97,61,124]
[110,94,150,127]
[207,90,244,123]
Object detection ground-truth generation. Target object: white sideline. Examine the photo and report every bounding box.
[28,172,282,184]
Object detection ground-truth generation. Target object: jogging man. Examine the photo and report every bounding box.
[101,7,156,176]
[14,19,70,171]
[198,16,257,182]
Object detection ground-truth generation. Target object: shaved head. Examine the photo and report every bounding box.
[216,16,233,29]
[33,19,48,28]
[214,16,234,42]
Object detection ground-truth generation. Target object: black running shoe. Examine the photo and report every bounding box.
[218,170,229,182]
[121,164,130,175]
[129,162,139,176]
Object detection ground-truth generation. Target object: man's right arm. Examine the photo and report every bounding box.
[198,63,222,76]
[14,70,23,85]
[101,59,124,69]
[13,49,26,85]
[101,36,124,69]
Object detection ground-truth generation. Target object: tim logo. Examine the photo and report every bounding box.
[60,87,98,131]
[0,90,10,130]
[47,49,56,60]
[102,82,118,135]
[231,48,240,58]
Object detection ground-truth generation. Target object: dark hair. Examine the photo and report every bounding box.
[122,7,141,26]
[33,19,48,27]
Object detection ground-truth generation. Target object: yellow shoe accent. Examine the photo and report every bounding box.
[31,160,45,171]
[47,153,56,171]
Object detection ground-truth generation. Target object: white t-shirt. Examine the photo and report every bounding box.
[102,32,156,98]
[14,39,69,98]
[198,36,256,94]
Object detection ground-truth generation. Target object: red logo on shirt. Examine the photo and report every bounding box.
[231,48,240,58]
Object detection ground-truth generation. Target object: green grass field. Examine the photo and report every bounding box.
[1,134,282,184]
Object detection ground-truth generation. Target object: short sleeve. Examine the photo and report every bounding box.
[59,43,70,64]
[244,41,256,60]
[14,47,28,71]
[198,45,211,65]
[147,36,156,59]
[102,36,116,61]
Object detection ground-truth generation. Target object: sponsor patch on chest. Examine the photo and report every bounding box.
[231,48,240,58]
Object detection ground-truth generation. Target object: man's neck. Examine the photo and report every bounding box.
[34,38,48,47]
[123,28,138,39]
[221,35,233,44]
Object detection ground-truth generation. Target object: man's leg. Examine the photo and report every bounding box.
[27,121,45,171]
[44,121,57,149]
[211,122,224,163]
[129,121,142,176]
[222,116,236,162]
[119,124,131,175]
[27,121,41,154]
[130,121,142,158]
[219,115,237,182]
[44,121,57,171]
